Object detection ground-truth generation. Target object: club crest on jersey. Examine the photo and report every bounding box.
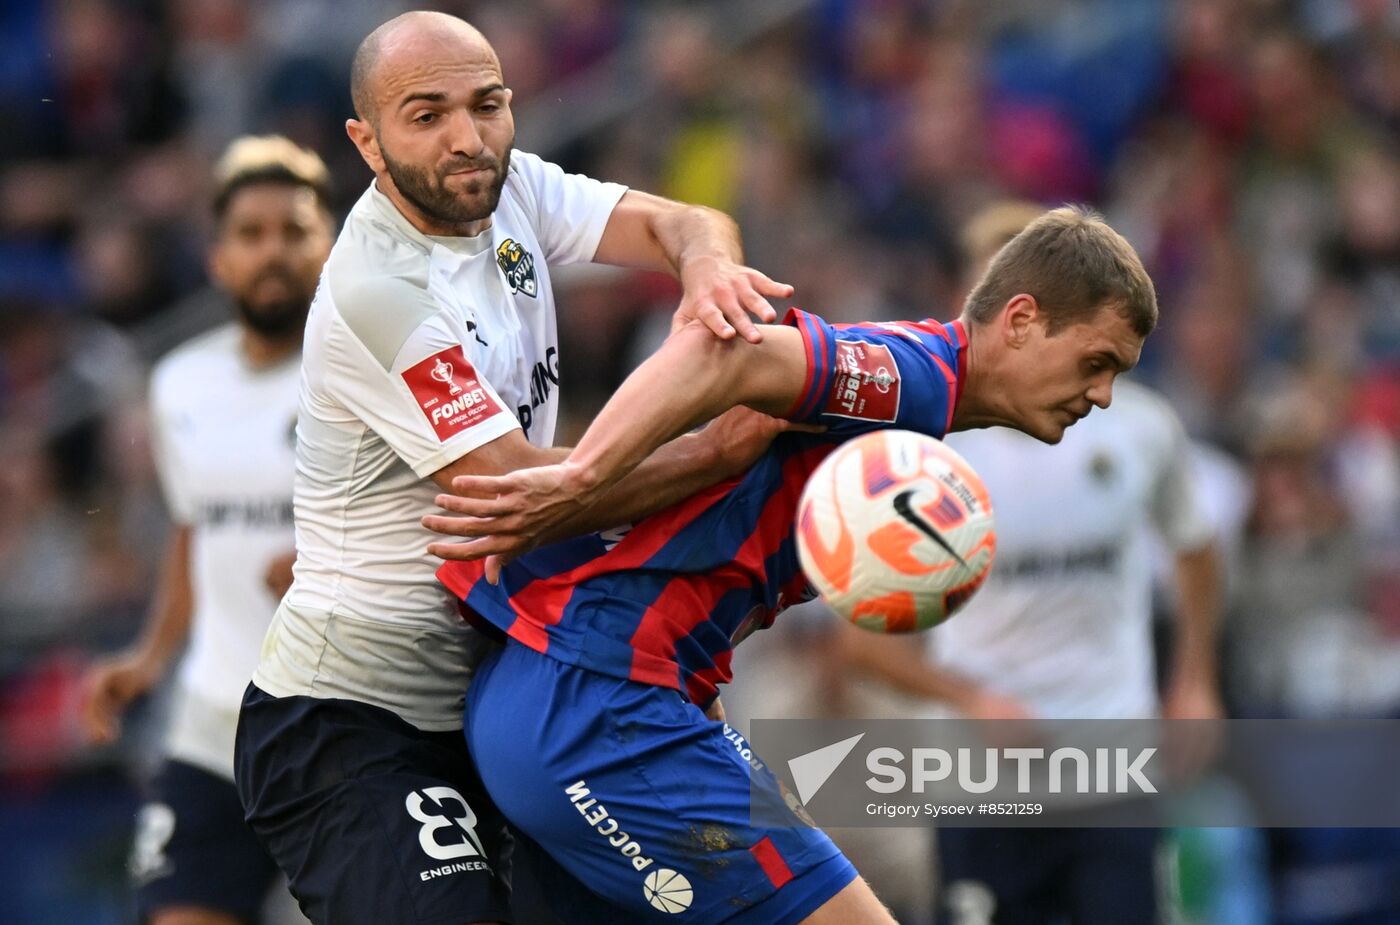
[496,238,537,297]
[1089,450,1118,485]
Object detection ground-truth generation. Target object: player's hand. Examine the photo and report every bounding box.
[698,406,826,479]
[960,688,1037,724]
[263,550,297,599]
[959,688,1044,749]
[1161,674,1224,782]
[672,255,793,344]
[79,653,160,745]
[423,462,596,579]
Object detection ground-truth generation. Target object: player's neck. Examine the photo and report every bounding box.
[241,328,301,369]
[948,321,1016,432]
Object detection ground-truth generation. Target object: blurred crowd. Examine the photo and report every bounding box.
[1,0,1399,922]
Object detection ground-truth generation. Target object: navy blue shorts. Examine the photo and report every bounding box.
[235,684,513,925]
[466,640,857,924]
[130,758,282,924]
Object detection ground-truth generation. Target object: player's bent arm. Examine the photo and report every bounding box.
[593,191,741,275]
[594,190,792,343]
[837,627,976,704]
[429,429,570,492]
[104,525,194,675]
[835,626,1035,722]
[79,525,194,744]
[526,410,806,552]
[1159,542,1225,779]
[565,321,807,492]
[425,420,719,531]
[425,410,773,559]
[424,324,806,562]
[429,424,727,507]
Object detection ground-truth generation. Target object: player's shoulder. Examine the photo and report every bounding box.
[836,316,961,353]
[321,185,444,368]
[327,183,435,296]
[498,149,619,221]
[503,149,545,184]
[500,150,561,197]
[151,323,241,398]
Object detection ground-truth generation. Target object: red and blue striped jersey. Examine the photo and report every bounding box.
[438,309,968,708]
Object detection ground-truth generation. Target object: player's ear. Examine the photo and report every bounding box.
[346,118,384,173]
[1002,294,1040,348]
[207,234,231,288]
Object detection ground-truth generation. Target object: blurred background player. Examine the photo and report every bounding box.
[78,136,334,925]
[839,200,1225,925]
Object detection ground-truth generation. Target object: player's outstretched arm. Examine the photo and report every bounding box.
[1160,542,1225,779]
[79,525,194,744]
[424,321,809,565]
[594,190,793,343]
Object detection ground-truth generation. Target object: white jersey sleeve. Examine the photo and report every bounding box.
[507,150,627,266]
[323,276,521,478]
[148,362,194,525]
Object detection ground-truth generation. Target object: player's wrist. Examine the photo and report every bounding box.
[676,250,736,288]
[679,251,723,271]
[1167,669,1220,702]
[1169,653,1218,687]
[128,649,167,685]
[559,458,607,502]
[98,649,162,694]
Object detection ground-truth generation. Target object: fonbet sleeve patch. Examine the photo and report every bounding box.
[401,346,505,441]
[825,340,901,422]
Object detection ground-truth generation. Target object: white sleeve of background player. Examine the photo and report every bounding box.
[147,363,195,525]
[1147,400,1216,553]
[323,291,520,478]
[509,150,628,265]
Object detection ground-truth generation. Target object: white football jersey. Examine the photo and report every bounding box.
[253,151,626,730]
[931,381,1214,719]
[148,324,299,779]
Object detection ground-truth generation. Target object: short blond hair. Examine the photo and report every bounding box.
[964,205,1157,337]
[212,135,332,219]
[960,200,1045,274]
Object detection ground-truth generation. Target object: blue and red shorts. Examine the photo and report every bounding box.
[466,640,857,924]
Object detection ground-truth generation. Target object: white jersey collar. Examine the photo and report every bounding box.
[364,180,494,258]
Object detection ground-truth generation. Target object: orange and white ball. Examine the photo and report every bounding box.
[796,430,996,632]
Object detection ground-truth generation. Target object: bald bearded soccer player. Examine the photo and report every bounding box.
[233,12,797,925]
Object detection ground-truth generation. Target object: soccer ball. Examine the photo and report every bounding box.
[796,430,996,632]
